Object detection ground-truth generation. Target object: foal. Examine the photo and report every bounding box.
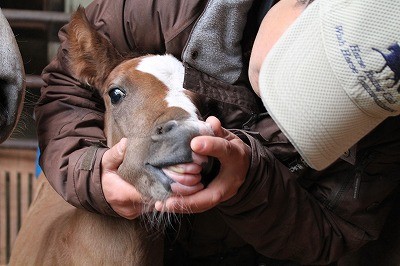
[10,7,212,265]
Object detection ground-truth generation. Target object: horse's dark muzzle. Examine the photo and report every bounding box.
[148,120,201,168]
[0,80,24,143]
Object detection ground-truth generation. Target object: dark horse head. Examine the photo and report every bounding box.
[0,8,25,143]
[373,42,400,91]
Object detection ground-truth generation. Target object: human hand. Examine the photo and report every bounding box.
[101,138,148,219]
[161,121,214,196]
[162,154,206,196]
[155,116,251,213]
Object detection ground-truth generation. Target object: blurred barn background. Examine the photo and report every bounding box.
[0,0,91,264]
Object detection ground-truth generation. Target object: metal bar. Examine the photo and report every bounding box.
[2,9,70,24]
[0,139,38,150]
[28,173,33,206]
[5,172,10,263]
[17,173,22,231]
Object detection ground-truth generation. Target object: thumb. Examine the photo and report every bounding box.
[205,116,234,140]
[102,138,127,170]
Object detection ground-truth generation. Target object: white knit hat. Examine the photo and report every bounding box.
[259,0,400,170]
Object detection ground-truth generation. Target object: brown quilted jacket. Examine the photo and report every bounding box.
[35,0,400,264]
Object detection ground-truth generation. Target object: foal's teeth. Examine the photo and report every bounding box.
[166,165,184,173]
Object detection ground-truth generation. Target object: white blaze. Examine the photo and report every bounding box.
[136,55,198,119]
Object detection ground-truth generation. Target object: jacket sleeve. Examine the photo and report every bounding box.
[217,116,400,264]
[35,0,132,216]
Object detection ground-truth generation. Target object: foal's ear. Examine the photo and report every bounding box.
[67,6,124,90]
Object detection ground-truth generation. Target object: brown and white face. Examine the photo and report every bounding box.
[67,8,212,201]
[0,8,25,143]
[104,55,213,201]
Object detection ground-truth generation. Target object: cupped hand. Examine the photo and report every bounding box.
[155,116,251,213]
[101,138,148,219]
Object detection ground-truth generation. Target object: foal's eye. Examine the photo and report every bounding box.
[108,88,126,104]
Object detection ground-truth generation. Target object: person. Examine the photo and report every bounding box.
[158,0,400,264]
[255,0,400,171]
[34,0,400,265]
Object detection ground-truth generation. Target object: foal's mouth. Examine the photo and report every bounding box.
[145,158,193,192]
[145,164,174,192]
[145,142,194,190]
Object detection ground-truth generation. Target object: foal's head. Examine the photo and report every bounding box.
[67,8,212,204]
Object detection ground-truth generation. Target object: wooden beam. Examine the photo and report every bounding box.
[2,9,70,24]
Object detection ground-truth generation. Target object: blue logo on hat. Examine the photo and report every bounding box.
[372,43,400,92]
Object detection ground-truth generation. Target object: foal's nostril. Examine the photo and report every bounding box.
[156,120,178,135]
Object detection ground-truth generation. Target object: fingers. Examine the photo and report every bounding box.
[191,152,209,166]
[102,182,142,219]
[162,165,204,196]
[102,171,146,220]
[205,116,225,138]
[102,138,127,171]
[156,118,251,214]
[101,138,148,220]
[162,168,202,186]
[155,183,224,213]
[192,116,239,160]
[170,182,204,196]
[191,135,235,165]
